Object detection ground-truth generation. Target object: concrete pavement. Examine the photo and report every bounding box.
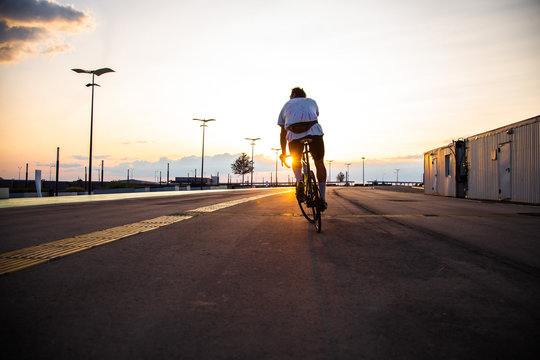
[1,187,539,359]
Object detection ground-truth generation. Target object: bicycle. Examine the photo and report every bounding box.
[282,139,323,232]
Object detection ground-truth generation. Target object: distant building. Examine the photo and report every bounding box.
[174,176,219,185]
[424,115,540,204]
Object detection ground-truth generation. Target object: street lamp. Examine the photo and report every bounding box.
[327,160,334,182]
[345,163,351,186]
[272,147,281,187]
[246,137,261,188]
[362,157,366,186]
[193,118,215,189]
[72,67,115,194]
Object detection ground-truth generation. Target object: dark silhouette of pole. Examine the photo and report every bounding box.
[193,118,215,189]
[167,163,169,185]
[25,163,28,188]
[101,160,104,186]
[246,138,260,188]
[55,147,59,196]
[72,67,114,194]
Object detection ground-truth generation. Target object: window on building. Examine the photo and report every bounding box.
[445,154,451,177]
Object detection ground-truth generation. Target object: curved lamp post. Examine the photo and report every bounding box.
[72,67,115,194]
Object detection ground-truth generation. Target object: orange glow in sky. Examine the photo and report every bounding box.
[1,0,539,182]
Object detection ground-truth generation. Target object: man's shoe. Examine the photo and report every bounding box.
[296,181,306,202]
[320,200,328,212]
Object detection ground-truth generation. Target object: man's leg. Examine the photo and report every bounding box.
[310,136,327,206]
[289,140,304,200]
[292,157,302,182]
[314,159,327,201]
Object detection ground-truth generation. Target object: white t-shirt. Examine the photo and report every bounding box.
[277,97,324,141]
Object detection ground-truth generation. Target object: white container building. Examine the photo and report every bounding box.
[424,115,540,204]
[424,140,467,198]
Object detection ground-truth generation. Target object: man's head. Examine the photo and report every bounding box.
[290,87,306,99]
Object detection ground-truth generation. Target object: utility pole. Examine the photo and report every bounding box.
[101,160,104,186]
[394,169,400,183]
[167,163,169,185]
[55,147,60,196]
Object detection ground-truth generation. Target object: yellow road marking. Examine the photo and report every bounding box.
[0,190,292,276]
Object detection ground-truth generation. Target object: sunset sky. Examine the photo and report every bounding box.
[1,0,539,183]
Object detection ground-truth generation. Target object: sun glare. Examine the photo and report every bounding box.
[285,156,293,168]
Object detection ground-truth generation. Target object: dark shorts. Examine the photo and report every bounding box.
[289,135,325,162]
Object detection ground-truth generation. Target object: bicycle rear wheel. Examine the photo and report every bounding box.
[297,171,322,232]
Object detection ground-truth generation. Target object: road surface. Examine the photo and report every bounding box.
[1,187,539,359]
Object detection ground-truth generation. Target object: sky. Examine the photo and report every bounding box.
[1,0,539,183]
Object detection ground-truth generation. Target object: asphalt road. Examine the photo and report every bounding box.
[1,187,539,359]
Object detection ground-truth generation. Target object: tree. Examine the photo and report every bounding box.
[231,153,253,184]
[336,171,345,182]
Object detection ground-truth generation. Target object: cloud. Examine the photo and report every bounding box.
[121,140,149,145]
[0,0,91,64]
[71,154,109,161]
[35,161,82,169]
[0,0,87,26]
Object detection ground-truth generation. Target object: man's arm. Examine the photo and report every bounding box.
[279,125,289,167]
[279,125,287,155]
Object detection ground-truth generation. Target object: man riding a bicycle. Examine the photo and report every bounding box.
[278,87,327,210]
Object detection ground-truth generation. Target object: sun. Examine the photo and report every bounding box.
[285,155,293,168]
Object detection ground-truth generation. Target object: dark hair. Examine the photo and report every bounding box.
[290,87,307,98]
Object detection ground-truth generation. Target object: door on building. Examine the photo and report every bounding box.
[431,157,438,193]
[498,142,512,200]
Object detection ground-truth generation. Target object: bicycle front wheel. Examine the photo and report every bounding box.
[308,171,322,232]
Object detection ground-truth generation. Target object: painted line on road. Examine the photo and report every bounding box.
[0,190,292,276]
[171,212,539,218]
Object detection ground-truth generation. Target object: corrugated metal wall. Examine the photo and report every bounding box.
[466,118,540,204]
[510,120,539,203]
[423,145,456,197]
[423,153,433,194]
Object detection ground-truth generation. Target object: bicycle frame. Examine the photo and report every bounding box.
[297,140,322,232]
